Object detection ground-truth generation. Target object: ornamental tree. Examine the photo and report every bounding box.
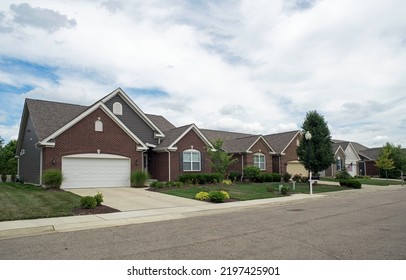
[208,139,237,179]
[296,111,335,174]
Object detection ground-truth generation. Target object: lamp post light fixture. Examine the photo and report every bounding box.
[305,131,313,195]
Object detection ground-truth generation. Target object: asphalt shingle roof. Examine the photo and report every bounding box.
[146,114,176,132]
[155,124,192,149]
[263,130,300,154]
[26,99,87,141]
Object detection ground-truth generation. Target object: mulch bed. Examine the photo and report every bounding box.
[72,205,120,216]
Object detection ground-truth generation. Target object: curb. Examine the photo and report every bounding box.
[0,225,55,239]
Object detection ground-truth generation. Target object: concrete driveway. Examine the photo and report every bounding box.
[68,187,203,211]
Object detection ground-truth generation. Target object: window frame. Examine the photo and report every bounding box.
[95,119,103,132]
[254,153,266,171]
[113,102,123,115]
[182,149,201,172]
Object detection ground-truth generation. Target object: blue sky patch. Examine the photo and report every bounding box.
[125,87,169,98]
[0,83,34,94]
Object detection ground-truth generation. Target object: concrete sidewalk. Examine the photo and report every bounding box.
[0,193,324,239]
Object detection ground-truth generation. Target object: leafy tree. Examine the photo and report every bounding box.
[0,139,17,175]
[377,143,406,179]
[297,111,335,174]
[208,139,237,179]
[375,145,395,180]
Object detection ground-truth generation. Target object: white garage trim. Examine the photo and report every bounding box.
[61,154,131,189]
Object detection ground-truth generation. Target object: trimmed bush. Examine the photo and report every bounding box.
[80,196,97,209]
[42,169,63,189]
[262,173,273,182]
[220,190,230,200]
[292,174,302,182]
[280,185,289,195]
[271,173,282,182]
[155,182,166,188]
[222,179,232,185]
[282,172,292,182]
[178,173,222,185]
[195,191,210,201]
[94,192,104,206]
[228,171,240,182]
[174,181,184,188]
[336,169,351,180]
[340,179,362,189]
[208,191,227,203]
[243,166,261,181]
[131,170,149,187]
[165,181,175,187]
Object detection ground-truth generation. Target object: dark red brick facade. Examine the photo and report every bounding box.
[42,108,143,172]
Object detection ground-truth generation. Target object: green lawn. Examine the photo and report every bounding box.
[320,177,402,186]
[161,182,348,201]
[0,182,82,221]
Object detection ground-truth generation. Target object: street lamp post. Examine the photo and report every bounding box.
[305,131,313,195]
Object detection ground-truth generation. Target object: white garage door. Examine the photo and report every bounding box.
[61,154,130,189]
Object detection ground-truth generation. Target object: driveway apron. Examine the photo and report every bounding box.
[68,187,203,211]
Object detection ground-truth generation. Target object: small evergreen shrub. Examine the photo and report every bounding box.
[228,171,240,182]
[165,181,175,187]
[42,169,63,189]
[280,185,289,195]
[208,191,227,203]
[174,181,184,188]
[347,180,362,189]
[262,173,273,182]
[131,170,149,187]
[155,182,166,188]
[271,173,282,182]
[335,169,351,179]
[195,191,210,201]
[94,192,104,206]
[292,174,302,182]
[222,179,232,185]
[282,172,292,182]
[81,196,97,209]
[243,166,261,181]
[178,173,222,185]
[339,180,348,186]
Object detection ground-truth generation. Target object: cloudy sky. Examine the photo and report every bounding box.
[0,0,405,148]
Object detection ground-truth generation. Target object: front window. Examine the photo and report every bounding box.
[254,153,266,170]
[336,158,342,171]
[183,149,201,171]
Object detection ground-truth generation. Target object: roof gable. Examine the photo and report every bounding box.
[264,130,300,154]
[155,124,214,151]
[102,88,165,138]
[222,135,275,154]
[39,102,148,151]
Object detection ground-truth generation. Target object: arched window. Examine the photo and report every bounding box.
[183,149,201,171]
[254,153,266,170]
[336,156,342,171]
[113,102,123,115]
[95,119,103,132]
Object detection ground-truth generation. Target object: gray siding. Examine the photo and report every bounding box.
[104,95,157,145]
[19,114,41,185]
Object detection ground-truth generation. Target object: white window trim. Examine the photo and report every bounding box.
[254,153,266,171]
[183,149,201,172]
[95,119,103,132]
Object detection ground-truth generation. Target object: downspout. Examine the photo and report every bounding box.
[165,149,171,181]
[39,147,43,186]
[279,154,281,174]
[241,153,244,182]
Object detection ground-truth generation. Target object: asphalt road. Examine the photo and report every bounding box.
[1,187,405,260]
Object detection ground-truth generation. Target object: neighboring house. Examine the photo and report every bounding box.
[322,143,347,177]
[332,140,362,177]
[358,148,381,176]
[201,129,276,177]
[263,130,304,175]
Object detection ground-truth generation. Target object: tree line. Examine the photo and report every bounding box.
[0,136,17,177]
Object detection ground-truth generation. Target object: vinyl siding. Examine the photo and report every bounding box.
[104,95,157,145]
[18,114,41,185]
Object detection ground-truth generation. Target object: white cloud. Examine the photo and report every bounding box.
[0,0,405,147]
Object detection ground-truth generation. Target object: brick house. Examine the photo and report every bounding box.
[16,88,361,188]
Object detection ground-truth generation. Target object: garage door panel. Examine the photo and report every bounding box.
[62,155,130,189]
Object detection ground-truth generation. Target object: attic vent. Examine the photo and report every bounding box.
[113,102,123,115]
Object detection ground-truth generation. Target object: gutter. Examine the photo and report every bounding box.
[165,149,171,181]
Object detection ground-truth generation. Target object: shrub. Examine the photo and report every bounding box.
[292,174,302,182]
[228,171,240,182]
[195,191,210,201]
[243,166,261,181]
[42,169,63,189]
[155,182,166,188]
[282,172,292,182]
[80,196,97,209]
[335,169,351,180]
[165,181,175,187]
[339,180,348,186]
[222,179,232,185]
[271,173,282,182]
[220,190,230,200]
[280,185,289,195]
[208,191,227,203]
[94,192,104,206]
[131,170,149,187]
[347,180,362,189]
[178,173,222,185]
[174,181,184,188]
[262,173,273,182]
